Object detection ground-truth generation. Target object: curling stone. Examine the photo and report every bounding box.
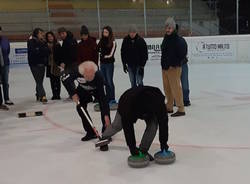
[127,152,150,168]
[154,150,176,165]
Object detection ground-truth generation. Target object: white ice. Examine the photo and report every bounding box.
[1,62,250,184]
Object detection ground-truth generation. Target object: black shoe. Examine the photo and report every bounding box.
[100,145,109,151]
[81,134,97,141]
[184,101,191,107]
[5,100,14,105]
[51,96,61,100]
[167,110,174,113]
[0,104,9,110]
[171,111,186,117]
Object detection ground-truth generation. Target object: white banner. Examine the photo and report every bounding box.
[145,38,162,62]
[9,42,28,65]
[189,37,237,62]
[9,35,250,66]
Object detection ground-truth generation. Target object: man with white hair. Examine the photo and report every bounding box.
[61,61,111,145]
[161,17,187,117]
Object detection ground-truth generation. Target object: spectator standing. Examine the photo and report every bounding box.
[45,31,62,100]
[0,26,14,105]
[97,26,117,104]
[27,28,49,103]
[77,25,98,66]
[161,17,187,117]
[121,25,148,88]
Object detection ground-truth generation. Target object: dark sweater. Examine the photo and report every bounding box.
[97,39,116,64]
[77,37,98,65]
[118,86,169,152]
[27,37,49,66]
[61,67,109,116]
[161,32,188,70]
[121,34,148,67]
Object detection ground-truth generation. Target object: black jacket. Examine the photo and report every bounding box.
[97,39,116,64]
[27,37,49,66]
[60,31,78,68]
[161,32,188,70]
[121,34,148,67]
[61,67,109,116]
[118,86,169,152]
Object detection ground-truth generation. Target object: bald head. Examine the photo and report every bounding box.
[78,61,98,81]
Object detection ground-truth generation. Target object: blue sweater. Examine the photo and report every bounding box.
[0,36,10,65]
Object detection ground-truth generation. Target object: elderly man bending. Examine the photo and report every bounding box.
[61,61,111,146]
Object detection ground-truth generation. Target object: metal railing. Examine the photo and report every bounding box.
[0,0,241,40]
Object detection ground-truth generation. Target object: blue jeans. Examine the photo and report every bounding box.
[100,63,115,102]
[181,63,190,102]
[0,65,10,101]
[128,66,144,88]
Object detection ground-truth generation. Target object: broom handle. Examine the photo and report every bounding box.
[78,102,100,138]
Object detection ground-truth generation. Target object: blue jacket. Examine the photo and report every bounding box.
[0,36,10,65]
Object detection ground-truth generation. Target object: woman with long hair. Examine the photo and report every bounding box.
[45,31,62,100]
[97,26,117,104]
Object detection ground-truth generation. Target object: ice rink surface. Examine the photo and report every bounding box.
[1,62,250,184]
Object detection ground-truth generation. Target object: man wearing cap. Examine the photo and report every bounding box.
[161,17,187,117]
[121,25,148,88]
[57,27,78,72]
[76,25,98,66]
[0,26,14,106]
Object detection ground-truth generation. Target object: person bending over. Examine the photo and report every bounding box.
[62,61,111,141]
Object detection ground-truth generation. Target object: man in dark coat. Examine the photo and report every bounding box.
[27,28,50,103]
[57,27,78,72]
[121,25,148,88]
[161,17,187,117]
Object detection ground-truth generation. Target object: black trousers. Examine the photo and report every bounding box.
[76,86,109,135]
[30,65,46,98]
[49,75,61,98]
[0,85,3,105]
[122,117,158,155]
[122,115,169,155]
